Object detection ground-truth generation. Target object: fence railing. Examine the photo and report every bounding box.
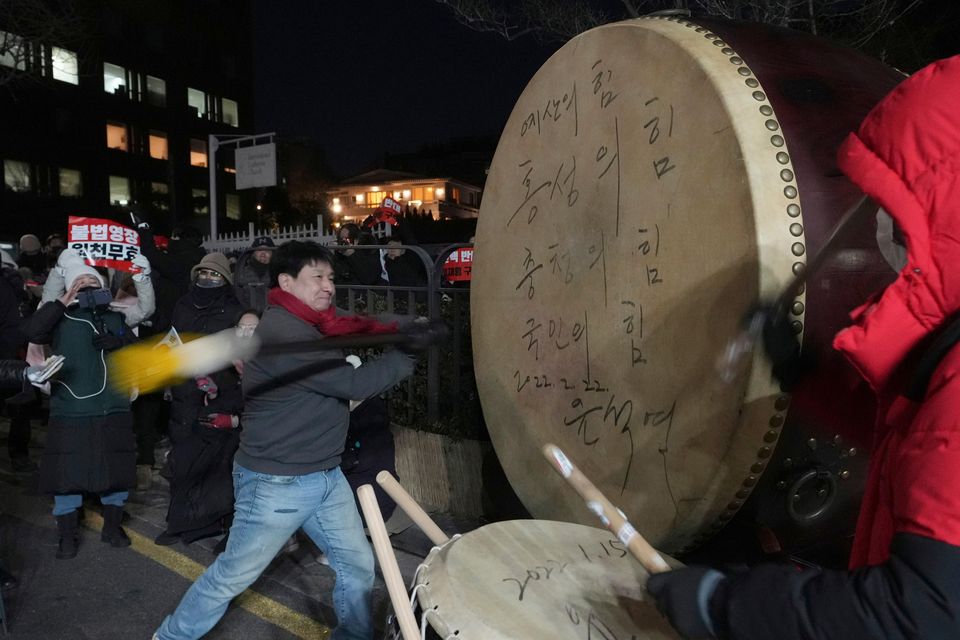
[333,243,481,437]
[202,217,336,253]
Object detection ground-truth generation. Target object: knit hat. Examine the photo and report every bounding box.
[19,234,42,254]
[191,252,234,286]
[57,249,106,289]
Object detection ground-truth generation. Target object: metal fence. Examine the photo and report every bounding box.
[334,243,482,438]
[202,218,335,254]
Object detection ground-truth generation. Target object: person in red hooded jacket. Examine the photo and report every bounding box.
[647,54,960,640]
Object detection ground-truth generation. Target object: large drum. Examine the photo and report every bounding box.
[389,520,681,639]
[472,16,904,553]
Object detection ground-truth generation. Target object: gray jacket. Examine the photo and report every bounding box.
[236,305,415,476]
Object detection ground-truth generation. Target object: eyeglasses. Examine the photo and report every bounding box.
[197,268,224,280]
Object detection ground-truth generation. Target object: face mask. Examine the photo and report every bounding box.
[195,275,225,289]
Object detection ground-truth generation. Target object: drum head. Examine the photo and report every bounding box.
[416,520,681,639]
[472,17,801,551]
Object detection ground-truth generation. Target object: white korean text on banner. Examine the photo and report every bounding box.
[67,216,142,273]
[443,246,473,282]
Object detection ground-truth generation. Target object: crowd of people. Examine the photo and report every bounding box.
[1,205,445,638]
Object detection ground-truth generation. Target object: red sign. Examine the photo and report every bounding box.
[67,216,142,272]
[443,247,473,282]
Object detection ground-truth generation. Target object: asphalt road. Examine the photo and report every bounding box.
[0,416,462,639]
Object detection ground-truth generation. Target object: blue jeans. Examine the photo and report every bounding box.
[53,491,128,516]
[155,463,374,640]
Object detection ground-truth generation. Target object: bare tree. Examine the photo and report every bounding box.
[0,0,90,89]
[433,0,923,49]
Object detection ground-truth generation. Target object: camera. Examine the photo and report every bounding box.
[77,287,113,309]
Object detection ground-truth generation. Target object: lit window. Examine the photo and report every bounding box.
[192,188,208,216]
[226,193,240,220]
[355,193,365,205]
[392,190,401,200]
[3,159,31,192]
[109,176,130,205]
[59,168,82,197]
[190,139,207,167]
[146,75,166,107]
[51,47,78,84]
[106,122,128,151]
[150,181,169,212]
[436,187,446,199]
[367,191,385,207]
[103,62,126,94]
[451,187,460,203]
[402,189,411,199]
[148,131,168,160]
[222,98,239,127]
[0,31,27,70]
[187,87,206,117]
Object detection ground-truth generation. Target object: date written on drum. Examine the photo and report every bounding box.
[501,559,569,601]
[577,538,630,562]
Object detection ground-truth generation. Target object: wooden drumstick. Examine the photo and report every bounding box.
[357,484,420,640]
[542,443,671,575]
[376,470,449,546]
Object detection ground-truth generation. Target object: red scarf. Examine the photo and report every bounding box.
[267,288,398,337]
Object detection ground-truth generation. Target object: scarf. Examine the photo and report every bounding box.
[267,288,398,337]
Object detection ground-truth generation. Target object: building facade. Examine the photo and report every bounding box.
[0,0,254,243]
[328,169,481,225]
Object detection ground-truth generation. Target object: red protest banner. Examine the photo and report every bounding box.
[67,216,142,272]
[443,247,473,282]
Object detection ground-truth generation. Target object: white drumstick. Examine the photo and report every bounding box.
[542,443,671,575]
[357,484,420,640]
[376,470,449,546]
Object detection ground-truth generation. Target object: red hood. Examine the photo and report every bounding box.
[834,56,960,393]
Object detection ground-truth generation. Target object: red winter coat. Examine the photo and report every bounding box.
[710,55,960,640]
[834,55,960,568]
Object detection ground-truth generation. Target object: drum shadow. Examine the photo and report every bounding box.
[586,256,779,550]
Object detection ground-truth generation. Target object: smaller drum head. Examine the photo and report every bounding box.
[415,520,681,639]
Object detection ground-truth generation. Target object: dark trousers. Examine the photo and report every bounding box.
[5,394,38,460]
[132,392,170,466]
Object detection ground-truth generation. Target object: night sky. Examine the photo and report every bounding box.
[251,0,559,178]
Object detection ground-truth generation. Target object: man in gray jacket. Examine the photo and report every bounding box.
[154,241,429,640]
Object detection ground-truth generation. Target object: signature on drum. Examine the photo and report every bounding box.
[567,606,635,640]
[501,558,570,601]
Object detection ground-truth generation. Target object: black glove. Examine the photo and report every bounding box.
[399,320,449,354]
[93,332,124,352]
[646,567,726,639]
[749,304,804,390]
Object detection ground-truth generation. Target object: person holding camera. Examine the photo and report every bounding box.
[23,250,139,559]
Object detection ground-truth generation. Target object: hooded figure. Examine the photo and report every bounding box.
[647,55,960,640]
[157,252,244,546]
[23,249,138,559]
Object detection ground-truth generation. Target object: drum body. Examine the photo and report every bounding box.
[393,520,680,639]
[472,16,903,553]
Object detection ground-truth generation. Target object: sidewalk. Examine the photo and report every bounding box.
[0,415,479,638]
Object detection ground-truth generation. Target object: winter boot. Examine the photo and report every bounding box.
[100,505,131,547]
[55,510,79,559]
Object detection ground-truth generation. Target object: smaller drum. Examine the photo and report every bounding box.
[388,519,681,639]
